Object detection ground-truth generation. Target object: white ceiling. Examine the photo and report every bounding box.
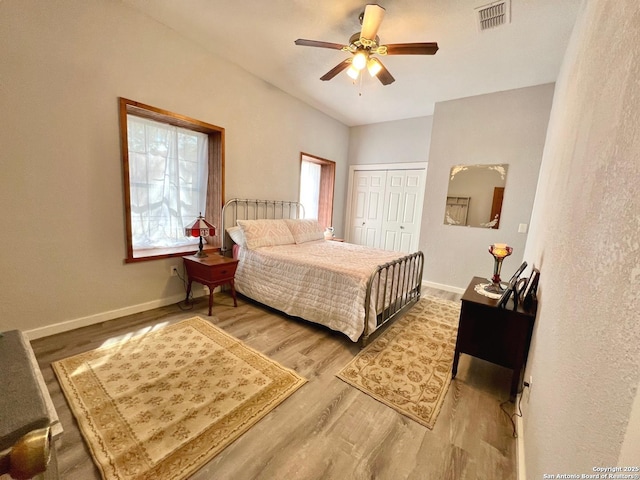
[121,0,582,127]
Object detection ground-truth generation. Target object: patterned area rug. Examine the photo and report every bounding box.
[52,317,306,480]
[337,295,460,429]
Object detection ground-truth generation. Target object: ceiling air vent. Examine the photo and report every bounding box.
[476,0,511,31]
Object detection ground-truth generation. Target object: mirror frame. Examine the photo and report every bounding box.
[444,164,508,228]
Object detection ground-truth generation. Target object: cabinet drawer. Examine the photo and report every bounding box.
[207,265,237,282]
[183,256,238,285]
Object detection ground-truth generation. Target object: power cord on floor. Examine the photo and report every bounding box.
[174,268,195,311]
[500,381,528,438]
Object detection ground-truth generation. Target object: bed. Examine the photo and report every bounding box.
[221,198,424,345]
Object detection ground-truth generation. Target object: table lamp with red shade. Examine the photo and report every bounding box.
[185,213,216,258]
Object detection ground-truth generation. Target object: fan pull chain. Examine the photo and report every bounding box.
[353,71,363,96]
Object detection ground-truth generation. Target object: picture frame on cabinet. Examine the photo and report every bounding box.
[507,261,528,286]
[497,261,528,309]
[522,268,540,309]
[497,285,513,308]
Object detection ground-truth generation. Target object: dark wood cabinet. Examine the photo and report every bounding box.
[183,254,239,316]
[452,276,536,399]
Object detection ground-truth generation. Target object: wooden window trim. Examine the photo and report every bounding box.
[119,98,225,263]
[300,153,335,229]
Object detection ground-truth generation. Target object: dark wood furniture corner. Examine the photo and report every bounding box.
[452,276,537,400]
[183,254,239,316]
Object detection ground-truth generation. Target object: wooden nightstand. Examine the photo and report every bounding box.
[452,276,536,400]
[183,254,239,316]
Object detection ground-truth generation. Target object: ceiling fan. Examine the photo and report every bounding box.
[294,4,439,86]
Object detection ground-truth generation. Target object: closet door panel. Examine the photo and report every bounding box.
[350,170,386,247]
[402,192,418,223]
[348,166,425,252]
[381,169,425,253]
[385,191,403,222]
[399,231,413,253]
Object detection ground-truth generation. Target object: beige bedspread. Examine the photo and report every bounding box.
[234,240,406,342]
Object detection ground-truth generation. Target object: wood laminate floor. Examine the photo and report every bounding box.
[31,287,518,480]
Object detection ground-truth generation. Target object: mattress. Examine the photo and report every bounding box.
[233,240,406,342]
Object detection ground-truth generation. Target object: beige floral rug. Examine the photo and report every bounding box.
[337,295,460,429]
[52,317,306,480]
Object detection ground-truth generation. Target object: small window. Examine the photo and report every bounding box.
[119,98,224,262]
[299,153,335,228]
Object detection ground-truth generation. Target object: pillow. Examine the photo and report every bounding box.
[284,219,325,244]
[225,226,246,247]
[237,219,295,250]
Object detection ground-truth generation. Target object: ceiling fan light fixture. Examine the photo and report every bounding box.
[352,51,368,70]
[294,4,438,86]
[346,65,360,80]
[367,57,382,77]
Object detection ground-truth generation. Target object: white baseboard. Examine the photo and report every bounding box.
[25,289,206,340]
[517,397,526,480]
[26,282,459,340]
[423,280,465,295]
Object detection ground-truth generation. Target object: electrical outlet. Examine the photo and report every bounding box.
[170,265,179,276]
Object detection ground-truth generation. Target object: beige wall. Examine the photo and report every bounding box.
[347,88,554,292]
[522,0,640,475]
[422,84,554,290]
[348,116,434,168]
[346,116,433,242]
[0,0,349,336]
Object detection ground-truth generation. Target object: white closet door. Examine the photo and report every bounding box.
[349,170,386,247]
[380,169,425,253]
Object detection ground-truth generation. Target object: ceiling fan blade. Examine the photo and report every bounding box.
[294,39,345,50]
[360,4,385,42]
[384,42,439,55]
[374,59,395,85]
[320,60,352,81]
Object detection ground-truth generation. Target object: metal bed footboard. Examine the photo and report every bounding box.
[221,198,423,346]
[362,251,424,346]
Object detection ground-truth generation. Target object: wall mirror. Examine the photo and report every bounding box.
[444,164,508,228]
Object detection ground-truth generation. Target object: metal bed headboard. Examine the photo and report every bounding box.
[221,198,305,255]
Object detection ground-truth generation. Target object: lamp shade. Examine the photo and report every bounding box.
[352,51,368,71]
[367,57,382,77]
[347,65,360,80]
[489,243,513,259]
[185,215,215,238]
[185,214,215,258]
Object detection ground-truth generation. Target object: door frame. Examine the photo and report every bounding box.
[345,162,428,246]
